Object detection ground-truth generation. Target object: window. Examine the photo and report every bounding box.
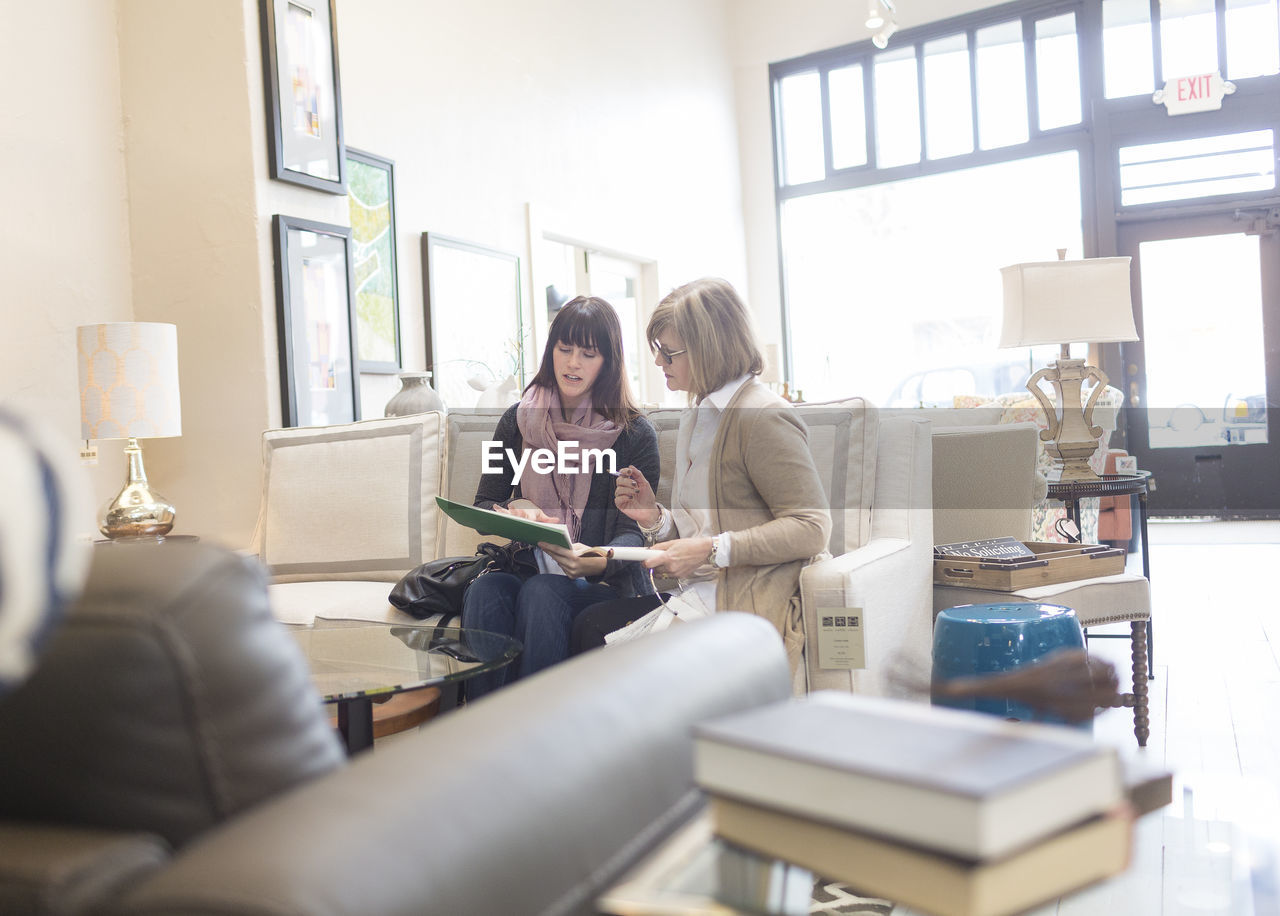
[780,151,1083,404]
[1119,130,1276,206]
[874,47,922,167]
[976,21,1029,150]
[1035,13,1081,130]
[778,71,824,185]
[829,65,868,169]
[924,34,974,160]
[1226,0,1280,79]
[771,0,1280,401]
[1103,0,1156,98]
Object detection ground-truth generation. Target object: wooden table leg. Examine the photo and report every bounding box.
[1125,620,1150,747]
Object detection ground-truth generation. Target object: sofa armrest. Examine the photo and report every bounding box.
[117,613,791,916]
[0,824,168,915]
[800,534,933,697]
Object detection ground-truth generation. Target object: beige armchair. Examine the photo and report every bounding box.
[931,423,1153,746]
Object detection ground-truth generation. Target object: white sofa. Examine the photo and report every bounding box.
[253,402,934,696]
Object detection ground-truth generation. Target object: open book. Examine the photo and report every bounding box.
[435,496,662,561]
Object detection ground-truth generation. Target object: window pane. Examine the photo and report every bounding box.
[1036,14,1081,129]
[1118,129,1276,205]
[1103,0,1155,98]
[780,151,1082,405]
[1140,233,1269,448]
[1226,0,1280,79]
[778,71,824,185]
[976,21,1029,150]
[1160,0,1218,80]
[830,65,868,169]
[923,34,974,160]
[874,47,921,168]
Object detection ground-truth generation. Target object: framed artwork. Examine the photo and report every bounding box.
[272,214,360,427]
[422,234,524,410]
[259,0,346,193]
[345,147,401,374]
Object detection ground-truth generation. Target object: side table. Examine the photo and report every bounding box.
[1046,472,1154,674]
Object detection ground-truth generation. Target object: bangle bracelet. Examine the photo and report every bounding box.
[639,504,666,536]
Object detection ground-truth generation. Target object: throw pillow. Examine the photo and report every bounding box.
[0,408,91,696]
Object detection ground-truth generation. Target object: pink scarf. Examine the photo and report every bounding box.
[516,385,623,542]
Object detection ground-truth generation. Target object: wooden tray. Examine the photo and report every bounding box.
[933,541,1126,591]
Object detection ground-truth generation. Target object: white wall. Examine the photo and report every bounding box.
[0,0,135,532]
[726,0,998,366]
[0,0,751,548]
[332,0,749,371]
[117,0,274,549]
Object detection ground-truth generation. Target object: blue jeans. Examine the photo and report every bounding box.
[461,572,618,699]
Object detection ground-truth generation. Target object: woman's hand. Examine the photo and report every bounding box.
[539,542,607,579]
[497,499,560,524]
[614,466,659,527]
[643,537,714,579]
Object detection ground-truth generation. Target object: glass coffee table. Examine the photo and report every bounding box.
[287,622,521,754]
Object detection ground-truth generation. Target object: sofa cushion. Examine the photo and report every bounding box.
[440,409,513,557]
[256,413,445,583]
[794,397,878,554]
[268,579,423,626]
[0,544,345,848]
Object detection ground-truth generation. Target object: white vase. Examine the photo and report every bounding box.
[475,374,520,408]
[384,371,444,416]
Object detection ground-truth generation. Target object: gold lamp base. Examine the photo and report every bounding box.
[1026,349,1109,483]
[99,438,176,538]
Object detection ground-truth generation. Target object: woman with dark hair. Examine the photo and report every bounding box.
[571,278,831,678]
[461,296,659,697]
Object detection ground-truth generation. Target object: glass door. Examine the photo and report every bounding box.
[1116,211,1280,516]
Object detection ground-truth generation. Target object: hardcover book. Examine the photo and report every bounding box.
[708,795,1131,916]
[693,691,1123,860]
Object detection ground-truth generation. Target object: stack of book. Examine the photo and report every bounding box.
[694,692,1146,916]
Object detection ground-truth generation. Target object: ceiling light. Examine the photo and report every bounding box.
[866,0,895,30]
[872,20,898,49]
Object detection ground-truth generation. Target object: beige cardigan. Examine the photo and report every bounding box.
[706,379,832,671]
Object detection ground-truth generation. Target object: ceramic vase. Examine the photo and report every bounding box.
[384,371,444,416]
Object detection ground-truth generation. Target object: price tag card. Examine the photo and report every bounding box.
[817,607,866,669]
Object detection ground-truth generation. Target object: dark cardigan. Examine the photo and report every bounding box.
[473,404,660,592]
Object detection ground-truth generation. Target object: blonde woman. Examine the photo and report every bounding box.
[570,278,831,671]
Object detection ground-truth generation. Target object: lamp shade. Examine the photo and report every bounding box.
[998,257,1138,348]
[77,322,182,440]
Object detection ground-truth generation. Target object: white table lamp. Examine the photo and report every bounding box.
[77,322,182,538]
[999,254,1138,481]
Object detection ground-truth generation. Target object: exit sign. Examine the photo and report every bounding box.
[1154,71,1236,115]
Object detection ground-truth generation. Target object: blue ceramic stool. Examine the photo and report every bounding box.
[932,602,1085,725]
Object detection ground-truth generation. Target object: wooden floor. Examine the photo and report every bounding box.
[1032,519,1280,915]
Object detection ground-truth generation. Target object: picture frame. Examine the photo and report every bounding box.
[345,147,401,374]
[422,234,524,410]
[259,0,346,193]
[272,214,361,427]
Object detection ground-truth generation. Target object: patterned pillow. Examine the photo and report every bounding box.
[0,409,91,695]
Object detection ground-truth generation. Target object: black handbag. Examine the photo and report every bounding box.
[388,542,537,621]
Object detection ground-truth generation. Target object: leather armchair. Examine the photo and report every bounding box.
[0,542,791,915]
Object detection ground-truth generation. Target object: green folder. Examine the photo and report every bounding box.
[435,496,573,549]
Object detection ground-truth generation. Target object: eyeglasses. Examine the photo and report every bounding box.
[653,344,687,365]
